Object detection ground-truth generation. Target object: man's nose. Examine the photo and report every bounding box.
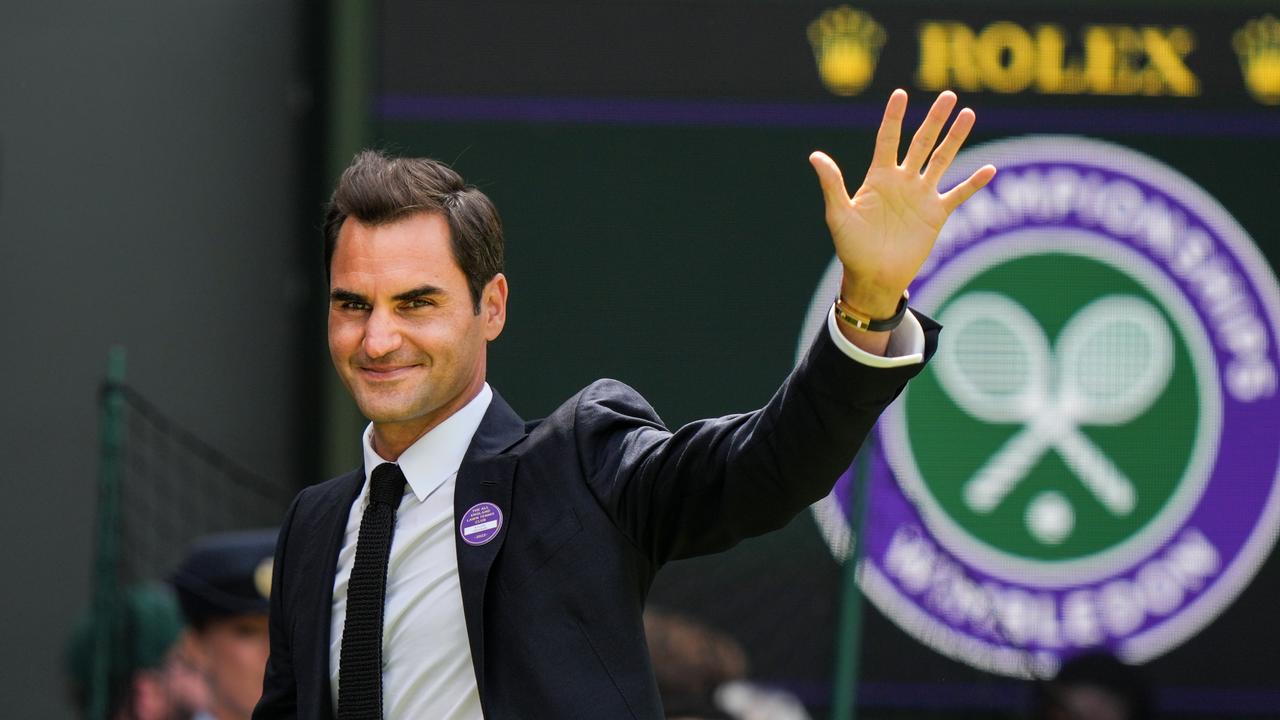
[362,307,403,359]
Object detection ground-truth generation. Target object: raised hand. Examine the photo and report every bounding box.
[810,90,996,322]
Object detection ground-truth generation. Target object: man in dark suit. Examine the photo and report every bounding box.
[254,89,996,719]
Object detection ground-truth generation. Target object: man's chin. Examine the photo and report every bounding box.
[359,407,424,425]
[352,394,420,423]
[349,383,425,417]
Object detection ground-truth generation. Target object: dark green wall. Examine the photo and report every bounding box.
[0,3,309,717]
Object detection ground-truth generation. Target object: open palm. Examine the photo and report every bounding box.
[811,90,996,318]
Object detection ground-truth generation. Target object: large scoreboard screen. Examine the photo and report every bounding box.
[371,2,1280,717]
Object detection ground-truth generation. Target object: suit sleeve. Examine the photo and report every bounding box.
[252,493,301,719]
[575,311,940,564]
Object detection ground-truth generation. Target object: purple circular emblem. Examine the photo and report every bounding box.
[460,502,504,546]
[799,136,1280,677]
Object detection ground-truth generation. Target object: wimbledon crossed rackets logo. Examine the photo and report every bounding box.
[886,238,1209,584]
[936,292,1173,545]
[800,136,1280,677]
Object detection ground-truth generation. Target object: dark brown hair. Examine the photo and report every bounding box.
[323,150,504,311]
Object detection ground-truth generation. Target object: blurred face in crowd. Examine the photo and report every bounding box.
[328,212,507,455]
[122,643,208,720]
[189,615,270,720]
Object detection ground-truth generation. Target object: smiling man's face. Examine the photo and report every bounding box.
[328,212,506,452]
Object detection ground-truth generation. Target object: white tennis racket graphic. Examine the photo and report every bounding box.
[934,292,1175,544]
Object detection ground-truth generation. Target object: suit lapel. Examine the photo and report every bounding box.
[310,469,364,720]
[454,391,526,700]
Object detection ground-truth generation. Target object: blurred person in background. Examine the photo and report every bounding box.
[1030,650,1155,720]
[645,608,748,719]
[644,608,812,720]
[171,530,277,720]
[65,584,208,720]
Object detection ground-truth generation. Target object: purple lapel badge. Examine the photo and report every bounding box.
[460,502,504,546]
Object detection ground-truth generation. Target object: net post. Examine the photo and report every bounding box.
[831,439,874,720]
[89,346,126,720]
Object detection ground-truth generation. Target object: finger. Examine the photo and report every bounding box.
[809,151,850,210]
[871,89,908,168]
[903,91,957,173]
[941,165,997,213]
[923,107,976,187]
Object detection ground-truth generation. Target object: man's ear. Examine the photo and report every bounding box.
[481,273,508,341]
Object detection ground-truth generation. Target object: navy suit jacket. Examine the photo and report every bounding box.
[254,318,938,719]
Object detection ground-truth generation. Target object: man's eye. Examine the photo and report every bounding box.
[406,299,435,309]
[340,302,370,311]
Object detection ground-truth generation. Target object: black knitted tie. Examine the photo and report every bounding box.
[338,462,407,720]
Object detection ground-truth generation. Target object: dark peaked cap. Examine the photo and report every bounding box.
[171,528,278,625]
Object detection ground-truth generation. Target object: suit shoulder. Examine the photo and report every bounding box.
[571,378,663,425]
[527,379,667,458]
[533,379,657,426]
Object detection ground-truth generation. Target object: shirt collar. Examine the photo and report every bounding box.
[361,383,494,502]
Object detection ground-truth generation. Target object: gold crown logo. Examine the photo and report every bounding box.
[808,6,886,96]
[1234,15,1280,105]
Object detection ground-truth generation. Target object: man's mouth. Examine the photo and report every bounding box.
[358,365,420,381]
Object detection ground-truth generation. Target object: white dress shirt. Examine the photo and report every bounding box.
[326,314,922,719]
[330,384,492,720]
[826,305,925,367]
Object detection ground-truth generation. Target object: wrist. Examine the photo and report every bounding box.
[834,290,909,333]
[839,271,905,319]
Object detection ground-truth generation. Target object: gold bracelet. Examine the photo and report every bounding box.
[833,290,909,332]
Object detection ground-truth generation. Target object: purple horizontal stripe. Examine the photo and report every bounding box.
[376,94,884,128]
[1158,687,1280,714]
[376,94,1280,136]
[860,681,1029,710]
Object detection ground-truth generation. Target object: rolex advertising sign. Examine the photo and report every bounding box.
[802,137,1280,676]
[381,3,1279,110]
[808,7,1280,105]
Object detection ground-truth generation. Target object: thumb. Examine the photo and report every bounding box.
[809,151,850,211]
